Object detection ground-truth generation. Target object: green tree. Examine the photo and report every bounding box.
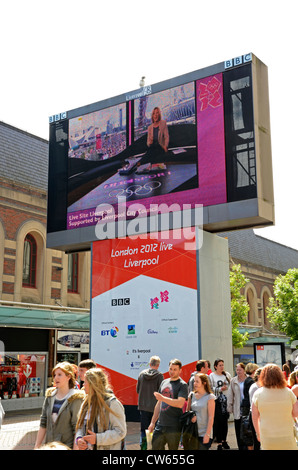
[267,268,298,342]
[230,264,250,348]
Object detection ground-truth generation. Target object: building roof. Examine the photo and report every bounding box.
[0,121,48,191]
[219,229,298,273]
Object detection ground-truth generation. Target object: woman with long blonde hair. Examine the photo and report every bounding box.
[74,368,126,450]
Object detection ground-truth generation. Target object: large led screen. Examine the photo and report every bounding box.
[66,76,227,231]
[47,54,274,251]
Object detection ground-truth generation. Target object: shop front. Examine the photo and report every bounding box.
[0,326,49,411]
[0,352,48,411]
[0,304,90,412]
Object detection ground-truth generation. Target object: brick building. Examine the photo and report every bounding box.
[220,229,298,367]
[0,122,90,411]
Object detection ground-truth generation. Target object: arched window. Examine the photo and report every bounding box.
[68,253,79,293]
[262,291,270,325]
[246,287,255,324]
[22,234,37,287]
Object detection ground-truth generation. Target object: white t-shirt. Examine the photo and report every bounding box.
[209,372,231,398]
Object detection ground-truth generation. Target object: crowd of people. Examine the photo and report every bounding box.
[138,356,298,451]
[31,356,298,451]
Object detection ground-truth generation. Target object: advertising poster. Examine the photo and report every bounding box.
[91,229,200,406]
[253,343,285,369]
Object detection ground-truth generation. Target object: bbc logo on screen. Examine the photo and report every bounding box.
[49,112,67,123]
[224,53,252,69]
[111,298,130,306]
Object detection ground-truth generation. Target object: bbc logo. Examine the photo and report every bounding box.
[49,112,67,123]
[224,53,252,69]
[111,298,130,306]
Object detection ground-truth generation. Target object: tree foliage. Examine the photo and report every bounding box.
[267,268,298,342]
[230,264,250,349]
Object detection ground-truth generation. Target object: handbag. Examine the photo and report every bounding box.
[240,414,253,446]
[180,412,199,451]
[179,410,196,426]
[217,392,229,418]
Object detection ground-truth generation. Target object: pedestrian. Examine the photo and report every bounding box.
[282,363,291,383]
[136,355,164,449]
[148,358,188,450]
[239,363,259,451]
[34,362,85,449]
[248,367,262,450]
[227,362,247,450]
[209,358,231,450]
[74,368,126,450]
[78,359,97,388]
[188,360,209,392]
[288,370,298,398]
[241,363,259,416]
[249,368,262,404]
[71,364,81,389]
[206,361,212,375]
[252,363,298,450]
[187,373,215,450]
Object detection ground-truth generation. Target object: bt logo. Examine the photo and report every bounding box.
[101,326,119,338]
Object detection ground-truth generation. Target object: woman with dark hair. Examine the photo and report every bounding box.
[209,359,231,450]
[252,363,298,450]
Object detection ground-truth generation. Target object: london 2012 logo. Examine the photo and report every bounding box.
[101,326,119,337]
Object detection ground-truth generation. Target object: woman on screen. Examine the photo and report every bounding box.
[137,107,169,171]
[147,107,169,152]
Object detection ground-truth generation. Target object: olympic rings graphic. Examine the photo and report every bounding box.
[108,180,162,198]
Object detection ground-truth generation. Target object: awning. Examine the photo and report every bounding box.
[238,327,261,335]
[0,306,90,330]
[246,336,290,346]
[237,327,290,347]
